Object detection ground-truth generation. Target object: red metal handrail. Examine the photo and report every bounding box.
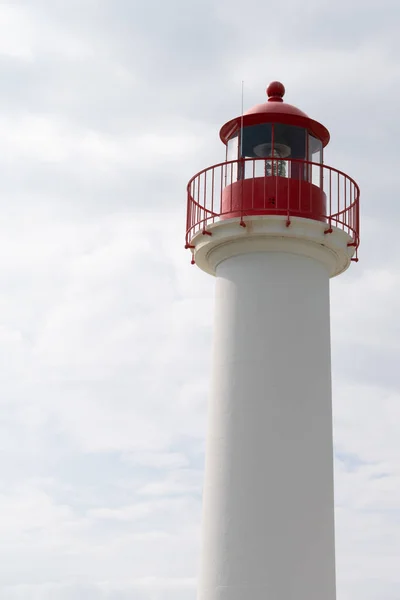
[185,157,360,260]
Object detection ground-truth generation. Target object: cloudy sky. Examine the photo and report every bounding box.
[0,0,399,598]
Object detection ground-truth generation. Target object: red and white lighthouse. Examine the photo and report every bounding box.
[186,82,360,600]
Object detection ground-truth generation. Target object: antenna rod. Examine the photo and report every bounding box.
[240,80,244,158]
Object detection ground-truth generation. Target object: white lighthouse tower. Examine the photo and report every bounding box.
[185,82,360,600]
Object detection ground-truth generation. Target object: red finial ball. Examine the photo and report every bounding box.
[267,81,285,102]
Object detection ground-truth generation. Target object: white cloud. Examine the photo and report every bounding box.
[0,5,35,60]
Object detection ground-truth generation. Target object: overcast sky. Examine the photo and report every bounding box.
[0,1,399,599]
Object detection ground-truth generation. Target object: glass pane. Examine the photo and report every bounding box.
[308,134,322,163]
[274,124,306,159]
[274,124,306,180]
[227,133,239,162]
[308,135,322,186]
[265,158,288,177]
[244,159,264,179]
[240,124,273,158]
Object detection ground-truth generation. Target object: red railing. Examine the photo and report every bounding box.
[185,157,360,260]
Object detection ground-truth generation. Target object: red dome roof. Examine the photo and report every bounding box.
[219,82,330,147]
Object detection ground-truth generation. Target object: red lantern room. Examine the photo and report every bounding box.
[185,82,360,264]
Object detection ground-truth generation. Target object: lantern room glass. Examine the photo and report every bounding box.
[237,123,309,180]
[227,133,239,162]
[240,123,273,158]
[274,123,307,180]
[308,134,322,163]
[226,125,324,186]
[308,134,323,187]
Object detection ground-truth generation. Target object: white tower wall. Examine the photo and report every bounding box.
[198,250,336,600]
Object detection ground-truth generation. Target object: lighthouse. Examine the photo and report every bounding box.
[185,82,360,600]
